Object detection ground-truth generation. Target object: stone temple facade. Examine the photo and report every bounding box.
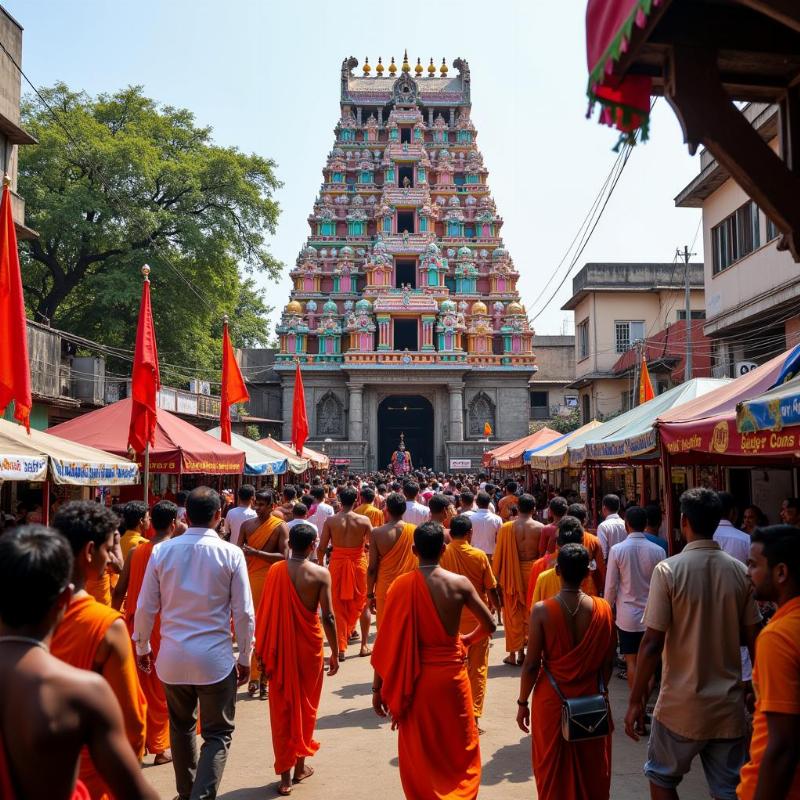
[276,54,536,472]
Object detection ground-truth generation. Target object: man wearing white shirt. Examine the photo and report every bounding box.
[713,491,754,681]
[307,485,334,539]
[464,491,502,559]
[402,480,431,526]
[134,486,254,800]
[223,484,257,547]
[597,493,627,561]
[605,505,664,730]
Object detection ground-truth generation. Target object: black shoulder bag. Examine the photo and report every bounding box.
[542,665,611,742]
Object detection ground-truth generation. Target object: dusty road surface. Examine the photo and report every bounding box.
[143,627,709,799]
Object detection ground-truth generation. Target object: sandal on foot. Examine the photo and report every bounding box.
[293,766,314,784]
[502,656,517,666]
[260,683,268,700]
[276,784,292,796]
[247,681,258,697]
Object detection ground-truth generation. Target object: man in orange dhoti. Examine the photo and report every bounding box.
[530,517,599,604]
[371,521,496,800]
[319,486,371,659]
[0,527,157,800]
[240,489,289,697]
[112,501,179,765]
[517,544,616,800]
[493,494,543,665]
[50,501,147,800]
[440,514,500,729]
[367,492,418,628]
[255,523,339,796]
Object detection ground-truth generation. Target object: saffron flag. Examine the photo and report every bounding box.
[0,183,32,432]
[639,355,655,405]
[291,360,309,457]
[220,320,249,445]
[127,270,160,454]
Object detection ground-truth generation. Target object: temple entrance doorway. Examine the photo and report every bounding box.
[378,394,434,471]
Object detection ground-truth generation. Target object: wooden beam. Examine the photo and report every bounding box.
[665,44,800,261]
[732,0,800,34]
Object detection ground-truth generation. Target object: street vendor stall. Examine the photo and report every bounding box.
[205,428,291,476]
[483,426,561,470]
[258,436,325,472]
[47,398,245,500]
[0,417,139,522]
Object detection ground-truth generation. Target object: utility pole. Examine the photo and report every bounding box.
[678,245,695,382]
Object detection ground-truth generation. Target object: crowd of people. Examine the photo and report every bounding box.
[0,468,798,800]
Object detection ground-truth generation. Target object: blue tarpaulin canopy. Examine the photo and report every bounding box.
[205,428,290,476]
[737,375,800,433]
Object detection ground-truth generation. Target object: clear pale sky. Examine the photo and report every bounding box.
[7,0,702,337]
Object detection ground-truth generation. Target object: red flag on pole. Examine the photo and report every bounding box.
[0,181,32,432]
[220,317,249,445]
[639,355,655,405]
[291,359,309,457]
[127,266,160,454]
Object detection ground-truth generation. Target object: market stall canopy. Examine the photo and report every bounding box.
[484,427,561,470]
[574,378,730,464]
[47,398,245,475]
[585,0,800,261]
[0,417,138,485]
[737,375,800,434]
[205,428,289,476]
[658,350,800,461]
[525,420,604,470]
[259,436,328,471]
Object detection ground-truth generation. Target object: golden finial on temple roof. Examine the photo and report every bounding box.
[440,58,448,76]
[415,57,423,76]
[376,56,384,75]
[389,56,397,75]
[362,57,371,75]
[428,58,436,76]
[402,49,410,73]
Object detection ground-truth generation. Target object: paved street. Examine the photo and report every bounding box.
[143,625,708,799]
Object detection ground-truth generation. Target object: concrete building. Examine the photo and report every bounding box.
[0,6,36,239]
[274,56,536,472]
[563,262,705,421]
[529,335,576,423]
[675,103,800,375]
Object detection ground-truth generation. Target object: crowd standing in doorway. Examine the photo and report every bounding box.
[0,467,798,799]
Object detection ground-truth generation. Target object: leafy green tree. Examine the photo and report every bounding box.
[19,84,281,379]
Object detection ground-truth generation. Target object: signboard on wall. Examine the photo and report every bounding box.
[331,458,351,466]
[449,458,472,470]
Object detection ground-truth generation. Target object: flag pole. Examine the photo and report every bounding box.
[142,264,151,504]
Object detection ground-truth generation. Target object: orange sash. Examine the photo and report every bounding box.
[328,545,367,652]
[51,595,146,800]
[375,523,418,628]
[246,516,282,608]
[492,523,533,652]
[125,541,169,755]
[532,597,614,800]
[440,540,494,633]
[255,561,324,774]
[355,503,384,528]
[371,571,481,799]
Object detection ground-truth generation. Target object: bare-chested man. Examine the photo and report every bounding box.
[492,493,544,665]
[0,525,157,800]
[319,486,371,659]
[255,523,339,796]
[239,490,289,697]
[367,492,418,628]
[272,486,298,522]
[371,521,496,798]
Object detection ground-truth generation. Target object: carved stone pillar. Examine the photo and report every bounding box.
[348,383,364,442]
[282,381,295,441]
[448,384,464,442]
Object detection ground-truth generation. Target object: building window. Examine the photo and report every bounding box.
[614,320,645,353]
[530,391,549,420]
[766,215,778,242]
[676,309,706,320]
[396,210,415,234]
[582,394,591,423]
[711,200,760,274]
[577,319,589,360]
[621,390,634,412]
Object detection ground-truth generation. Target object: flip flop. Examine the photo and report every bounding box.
[359,646,372,657]
[502,656,517,666]
[293,766,314,784]
[276,784,292,796]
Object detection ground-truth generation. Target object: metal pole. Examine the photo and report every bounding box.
[143,443,150,504]
[682,245,693,382]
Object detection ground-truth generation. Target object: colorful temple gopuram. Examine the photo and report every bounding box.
[276,54,536,471]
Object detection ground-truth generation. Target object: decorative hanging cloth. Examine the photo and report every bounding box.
[586,0,663,144]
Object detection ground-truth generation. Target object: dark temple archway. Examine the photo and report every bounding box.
[378,394,434,472]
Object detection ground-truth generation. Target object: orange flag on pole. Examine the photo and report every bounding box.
[127,266,160,454]
[291,360,309,457]
[0,181,32,432]
[220,317,249,445]
[639,355,655,405]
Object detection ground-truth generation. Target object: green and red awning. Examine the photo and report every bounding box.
[586,0,663,142]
